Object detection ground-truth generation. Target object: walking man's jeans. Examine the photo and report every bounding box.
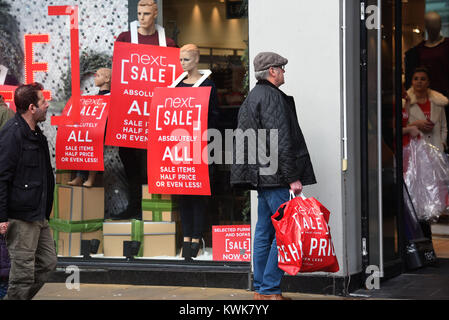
[4,219,57,300]
[253,187,289,295]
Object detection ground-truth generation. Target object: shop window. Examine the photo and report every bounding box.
[163,0,250,262]
[47,0,250,264]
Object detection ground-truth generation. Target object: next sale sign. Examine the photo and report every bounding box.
[147,86,211,195]
[55,96,109,171]
[212,225,251,262]
[105,42,183,149]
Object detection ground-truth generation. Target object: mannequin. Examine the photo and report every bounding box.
[68,67,111,187]
[116,0,176,47]
[424,11,445,48]
[176,44,219,261]
[405,12,449,96]
[114,0,176,220]
[94,68,112,95]
[405,11,449,147]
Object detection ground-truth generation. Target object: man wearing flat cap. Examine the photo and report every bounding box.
[231,52,316,300]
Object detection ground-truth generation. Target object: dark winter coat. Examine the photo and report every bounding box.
[0,235,10,279]
[230,80,316,189]
[0,113,55,223]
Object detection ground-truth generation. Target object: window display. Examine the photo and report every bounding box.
[42,0,249,263]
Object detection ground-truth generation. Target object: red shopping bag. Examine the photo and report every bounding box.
[271,194,339,275]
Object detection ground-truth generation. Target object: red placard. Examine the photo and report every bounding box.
[147,87,211,195]
[212,225,251,262]
[55,96,109,171]
[0,85,17,112]
[49,5,81,126]
[105,42,183,149]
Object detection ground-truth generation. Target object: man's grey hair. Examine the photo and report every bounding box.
[255,69,270,81]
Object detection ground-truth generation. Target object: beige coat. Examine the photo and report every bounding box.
[0,101,14,130]
[408,88,449,151]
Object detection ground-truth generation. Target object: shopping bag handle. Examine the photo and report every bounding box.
[289,190,307,200]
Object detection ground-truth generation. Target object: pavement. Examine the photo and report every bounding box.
[34,283,351,300]
[30,235,449,301]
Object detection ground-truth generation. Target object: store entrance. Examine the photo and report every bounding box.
[401,0,449,263]
[362,0,449,280]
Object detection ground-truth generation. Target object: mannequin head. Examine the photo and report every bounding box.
[137,0,158,34]
[94,68,112,90]
[180,44,200,73]
[424,11,442,41]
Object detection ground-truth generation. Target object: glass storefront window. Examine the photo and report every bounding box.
[47,0,250,264]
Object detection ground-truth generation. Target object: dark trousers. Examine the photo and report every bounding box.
[178,195,207,239]
[4,219,57,300]
[119,147,147,218]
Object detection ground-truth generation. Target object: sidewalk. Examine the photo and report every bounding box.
[31,232,449,300]
[34,283,351,300]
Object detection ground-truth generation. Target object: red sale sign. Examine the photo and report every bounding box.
[212,225,251,262]
[0,85,17,112]
[147,86,211,195]
[55,96,109,171]
[105,42,183,149]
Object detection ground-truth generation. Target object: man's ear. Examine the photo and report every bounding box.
[28,104,35,113]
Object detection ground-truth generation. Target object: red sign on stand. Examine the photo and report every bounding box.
[0,85,17,112]
[105,42,183,149]
[212,225,251,262]
[55,96,109,171]
[147,86,211,195]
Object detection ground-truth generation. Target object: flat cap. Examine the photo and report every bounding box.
[253,52,288,72]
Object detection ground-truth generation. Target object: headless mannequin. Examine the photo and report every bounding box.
[68,68,111,187]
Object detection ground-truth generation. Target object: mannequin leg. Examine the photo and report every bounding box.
[83,171,97,188]
[179,196,194,261]
[190,196,206,258]
[68,171,86,186]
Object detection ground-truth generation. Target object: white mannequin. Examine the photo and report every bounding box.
[130,0,166,46]
[170,44,211,88]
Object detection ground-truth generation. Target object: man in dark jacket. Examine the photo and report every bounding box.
[0,82,57,300]
[231,52,316,300]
